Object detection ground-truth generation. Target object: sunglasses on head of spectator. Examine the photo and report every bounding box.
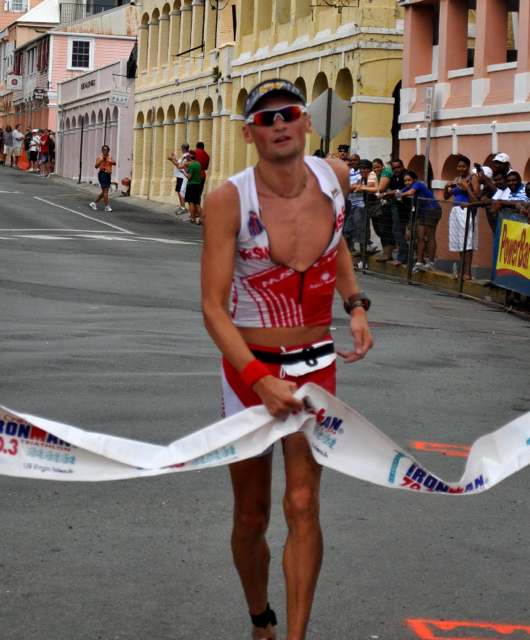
[245,104,307,127]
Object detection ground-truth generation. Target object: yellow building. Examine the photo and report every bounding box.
[133,0,404,202]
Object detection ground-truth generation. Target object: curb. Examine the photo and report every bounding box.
[362,256,507,305]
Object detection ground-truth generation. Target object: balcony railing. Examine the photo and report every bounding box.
[59,3,117,25]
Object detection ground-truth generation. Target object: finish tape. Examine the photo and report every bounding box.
[1,383,529,493]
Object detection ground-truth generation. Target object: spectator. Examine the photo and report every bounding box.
[443,155,480,281]
[183,150,203,224]
[37,129,50,178]
[515,183,530,221]
[3,125,13,166]
[0,126,4,164]
[355,158,394,262]
[28,129,40,173]
[490,172,530,214]
[401,171,442,273]
[11,124,24,169]
[194,142,210,199]
[24,127,32,153]
[312,149,325,158]
[168,143,191,214]
[48,130,56,175]
[492,153,512,175]
[337,144,350,162]
[480,169,510,234]
[344,154,363,254]
[387,159,409,266]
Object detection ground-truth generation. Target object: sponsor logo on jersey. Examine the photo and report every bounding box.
[248,211,264,237]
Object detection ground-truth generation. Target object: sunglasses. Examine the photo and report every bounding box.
[245,104,307,127]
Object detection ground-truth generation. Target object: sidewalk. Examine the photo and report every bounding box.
[362,254,509,306]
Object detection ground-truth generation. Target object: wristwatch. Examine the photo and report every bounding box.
[344,291,371,315]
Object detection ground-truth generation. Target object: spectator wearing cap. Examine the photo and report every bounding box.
[493,153,512,175]
[337,144,350,162]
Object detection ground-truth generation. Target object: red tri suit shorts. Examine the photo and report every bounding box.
[221,340,337,456]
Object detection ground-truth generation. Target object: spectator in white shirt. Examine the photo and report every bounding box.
[11,124,25,169]
[29,129,41,173]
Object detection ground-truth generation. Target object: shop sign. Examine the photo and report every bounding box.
[109,86,131,109]
[33,89,46,100]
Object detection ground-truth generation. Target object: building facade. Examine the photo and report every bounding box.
[4,3,137,132]
[398,0,530,188]
[132,0,404,203]
[56,57,135,183]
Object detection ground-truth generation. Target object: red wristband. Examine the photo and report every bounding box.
[240,359,270,388]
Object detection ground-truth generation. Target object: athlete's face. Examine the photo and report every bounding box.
[242,94,311,161]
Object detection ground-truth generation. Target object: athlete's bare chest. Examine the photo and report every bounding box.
[258,184,335,272]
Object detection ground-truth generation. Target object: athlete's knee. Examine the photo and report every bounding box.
[283,485,320,529]
[233,505,270,539]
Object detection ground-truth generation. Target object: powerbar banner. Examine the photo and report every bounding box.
[1,383,530,494]
[492,210,530,296]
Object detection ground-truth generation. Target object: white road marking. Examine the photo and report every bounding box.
[34,197,134,235]
[137,237,196,245]
[0,233,197,245]
[75,235,139,242]
[0,229,128,233]
[16,235,75,240]
[0,190,20,193]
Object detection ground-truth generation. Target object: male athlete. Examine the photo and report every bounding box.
[201,79,373,640]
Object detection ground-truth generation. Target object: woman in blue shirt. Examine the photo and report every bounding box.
[443,156,480,280]
[401,171,442,273]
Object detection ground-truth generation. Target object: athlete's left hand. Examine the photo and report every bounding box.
[337,309,373,363]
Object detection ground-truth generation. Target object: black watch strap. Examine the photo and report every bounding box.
[344,291,371,314]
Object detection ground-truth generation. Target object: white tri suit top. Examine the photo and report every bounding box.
[228,156,345,329]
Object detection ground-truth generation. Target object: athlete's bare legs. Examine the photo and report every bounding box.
[229,433,323,640]
[230,454,276,640]
[283,433,323,640]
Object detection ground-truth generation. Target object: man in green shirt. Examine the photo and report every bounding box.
[183,150,203,224]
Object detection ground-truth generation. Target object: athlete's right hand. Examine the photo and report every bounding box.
[252,376,303,420]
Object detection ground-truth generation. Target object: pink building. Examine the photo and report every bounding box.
[399,0,530,185]
[9,2,138,132]
[398,0,530,276]
[56,58,135,184]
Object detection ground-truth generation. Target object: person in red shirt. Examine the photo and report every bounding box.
[38,129,50,178]
[194,142,210,199]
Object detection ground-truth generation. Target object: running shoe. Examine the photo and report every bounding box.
[423,261,435,271]
[367,243,379,254]
[89,202,97,210]
[104,206,113,212]
[411,262,424,274]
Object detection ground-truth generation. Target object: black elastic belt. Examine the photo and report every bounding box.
[251,342,334,367]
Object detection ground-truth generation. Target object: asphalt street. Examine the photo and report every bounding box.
[1,168,529,640]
